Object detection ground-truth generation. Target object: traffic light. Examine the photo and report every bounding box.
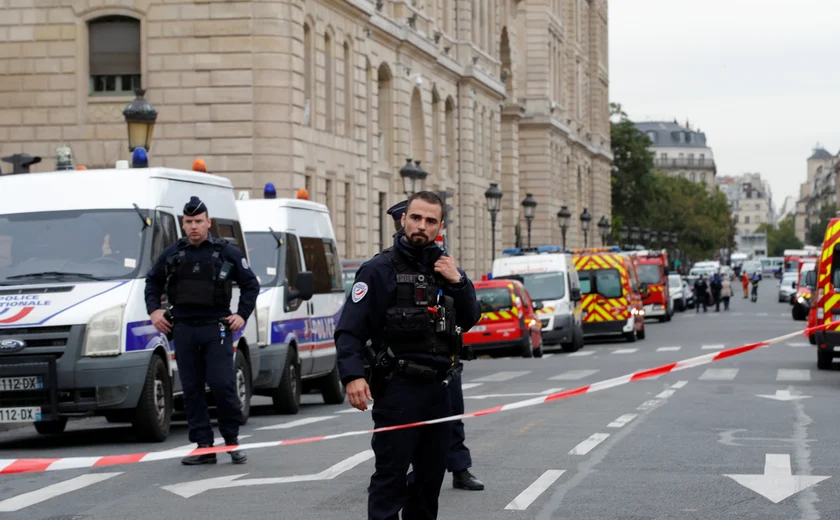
[436,190,455,228]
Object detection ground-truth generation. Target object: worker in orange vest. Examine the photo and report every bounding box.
[741,271,749,299]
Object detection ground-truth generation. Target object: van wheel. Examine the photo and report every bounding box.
[272,347,301,414]
[809,333,817,345]
[321,362,346,405]
[533,338,544,358]
[521,335,534,358]
[562,327,583,353]
[817,348,833,370]
[34,417,67,435]
[131,355,171,442]
[235,351,252,424]
[625,329,637,343]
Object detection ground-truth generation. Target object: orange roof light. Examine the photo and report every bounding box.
[296,188,310,200]
[76,165,87,170]
[192,158,207,172]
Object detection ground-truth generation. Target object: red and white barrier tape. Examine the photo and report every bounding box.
[0,324,824,476]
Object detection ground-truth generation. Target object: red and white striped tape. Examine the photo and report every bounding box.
[0,324,824,476]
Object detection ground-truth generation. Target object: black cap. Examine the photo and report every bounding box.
[386,200,408,223]
[184,196,207,217]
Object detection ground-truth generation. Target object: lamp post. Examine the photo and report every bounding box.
[650,230,659,247]
[399,158,427,197]
[485,183,503,263]
[557,205,571,250]
[620,225,629,247]
[521,193,537,247]
[580,208,592,248]
[630,225,640,248]
[642,227,651,246]
[597,216,610,246]
[122,88,158,152]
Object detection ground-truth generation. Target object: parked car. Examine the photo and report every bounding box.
[464,279,544,358]
[777,272,798,303]
[668,273,687,311]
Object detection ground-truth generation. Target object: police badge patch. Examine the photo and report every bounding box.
[352,282,368,303]
[241,257,250,270]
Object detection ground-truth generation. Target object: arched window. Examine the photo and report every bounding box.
[445,97,456,179]
[431,89,441,180]
[344,41,353,137]
[410,87,425,163]
[303,22,314,126]
[377,63,393,165]
[324,32,334,132]
[88,16,140,95]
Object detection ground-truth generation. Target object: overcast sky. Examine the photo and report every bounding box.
[609,0,840,213]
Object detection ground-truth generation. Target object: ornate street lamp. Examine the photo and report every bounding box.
[597,216,610,247]
[399,158,427,197]
[485,183,503,262]
[521,193,537,248]
[122,88,158,152]
[580,208,592,248]
[557,205,571,250]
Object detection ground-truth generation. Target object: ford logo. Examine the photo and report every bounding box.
[0,339,25,353]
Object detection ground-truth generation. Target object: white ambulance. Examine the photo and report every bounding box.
[490,246,584,352]
[236,190,346,414]
[0,163,259,441]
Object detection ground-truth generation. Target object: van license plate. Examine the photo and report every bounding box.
[470,325,486,333]
[0,376,43,392]
[0,407,41,423]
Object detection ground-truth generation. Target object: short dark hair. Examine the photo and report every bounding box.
[406,191,445,220]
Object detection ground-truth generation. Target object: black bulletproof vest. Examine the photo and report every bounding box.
[167,239,233,308]
[381,248,450,356]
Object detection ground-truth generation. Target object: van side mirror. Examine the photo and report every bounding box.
[570,288,582,301]
[532,301,544,311]
[288,271,315,302]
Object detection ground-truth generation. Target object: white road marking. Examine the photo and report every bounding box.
[607,414,637,428]
[460,383,484,391]
[613,348,638,354]
[757,313,769,317]
[637,399,661,411]
[657,346,681,352]
[567,351,594,357]
[699,368,739,380]
[172,435,253,451]
[0,472,123,512]
[504,470,566,510]
[656,389,676,399]
[724,454,831,504]
[776,369,811,381]
[256,417,336,431]
[542,353,554,358]
[568,433,610,455]
[549,369,599,381]
[464,388,564,400]
[472,371,531,382]
[787,342,812,348]
[671,381,688,389]
[701,344,725,350]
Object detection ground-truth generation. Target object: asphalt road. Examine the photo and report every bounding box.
[1,281,836,520]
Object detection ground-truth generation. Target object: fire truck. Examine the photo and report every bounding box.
[633,249,673,322]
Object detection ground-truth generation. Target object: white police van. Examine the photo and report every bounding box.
[490,246,584,352]
[0,163,259,441]
[236,188,345,414]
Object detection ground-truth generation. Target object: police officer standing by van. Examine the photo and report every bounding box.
[386,200,485,492]
[335,191,481,520]
[145,196,260,465]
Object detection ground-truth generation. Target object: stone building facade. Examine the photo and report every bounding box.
[635,120,716,191]
[0,0,611,276]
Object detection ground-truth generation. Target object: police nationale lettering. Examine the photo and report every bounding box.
[0,295,50,307]
[310,318,336,341]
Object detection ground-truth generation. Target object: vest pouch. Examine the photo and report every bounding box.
[383,307,435,344]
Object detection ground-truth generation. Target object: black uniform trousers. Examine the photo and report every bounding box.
[446,373,472,473]
[369,373,452,520]
[173,320,243,445]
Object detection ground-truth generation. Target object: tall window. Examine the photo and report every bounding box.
[344,182,352,258]
[445,97,456,179]
[304,23,313,126]
[377,64,393,165]
[432,90,441,180]
[344,42,353,137]
[88,16,141,96]
[324,32,334,132]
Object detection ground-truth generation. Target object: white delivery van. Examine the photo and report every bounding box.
[0,165,260,441]
[236,195,346,414]
[490,246,584,352]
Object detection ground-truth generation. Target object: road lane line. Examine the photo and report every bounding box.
[568,433,610,455]
[655,389,676,399]
[549,369,599,381]
[256,417,337,431]
[0,472,123,512]
[776,369,811,381]
[613,348,638,354]
[607,414,637,428]
[699,368,738,380]
[472,371,531,382]
[460,383,484,391]
[657,346,681,352]
[567,351,594,357]
[671,381,688,389]
[637,400,661,411]
[701,344,725,350]
[504,470,566,510]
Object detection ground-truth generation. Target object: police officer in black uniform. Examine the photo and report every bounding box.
[145,196,260,465]
[335,191,481,520]
[386,200,485,492]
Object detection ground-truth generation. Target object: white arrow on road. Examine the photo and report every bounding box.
[161,450,374,498]
[756,390,812,402]
[725,454,830,503]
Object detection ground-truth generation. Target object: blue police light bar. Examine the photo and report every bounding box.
[264,182,277,199]
[501,245,565,256]
[131,147,148,168]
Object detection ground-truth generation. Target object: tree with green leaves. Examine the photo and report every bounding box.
[609,103,656,232]
[805,204,837,247]
[756,214,803,256]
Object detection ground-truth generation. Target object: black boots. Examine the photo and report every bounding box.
[180,440,247,465]
[227,439,247,465]
[453,469,484,491]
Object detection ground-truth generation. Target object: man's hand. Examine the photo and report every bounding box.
[150,309,172,334]
[225,314,246,331]
[434,256,462,284]
[346,378,372,411]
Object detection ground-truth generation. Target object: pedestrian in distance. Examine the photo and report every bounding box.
[144,196,260,465]
[334,191,482,520]
[741,271,749,298]
[386,199,485,492]
[720,274,732,311]
[694,275,708,313]
[711,272,722,312]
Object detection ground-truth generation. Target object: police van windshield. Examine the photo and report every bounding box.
[0,209,146,284]
[476,287,515,313]
[637,264,661,285]
[515,272,565,301]
[578,269,623,299]
[243,232,280,287]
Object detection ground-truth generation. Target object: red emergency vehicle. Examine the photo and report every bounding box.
[634,249,672,322]
[464,279,544,358]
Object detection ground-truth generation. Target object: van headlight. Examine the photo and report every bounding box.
[256,306,270,346]
[83,305,124,357]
